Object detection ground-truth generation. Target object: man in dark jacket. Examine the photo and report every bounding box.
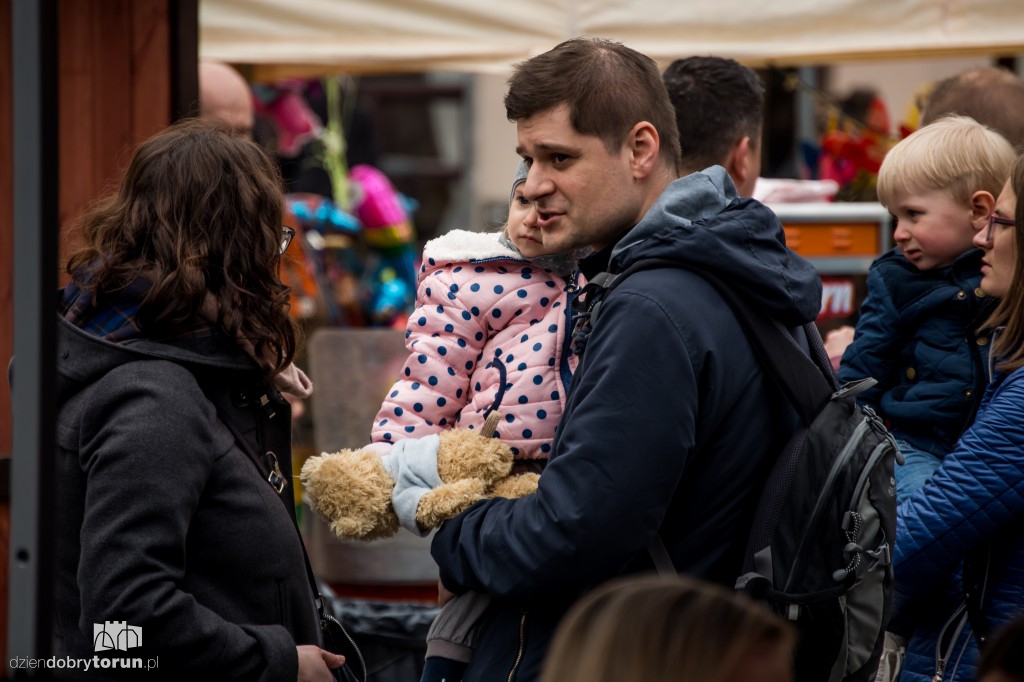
[430,37,823,681]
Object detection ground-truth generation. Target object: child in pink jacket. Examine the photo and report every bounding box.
[370,163,581,682]
[371,162,579,463]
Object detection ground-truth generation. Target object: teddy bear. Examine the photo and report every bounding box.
[301,412,539,541]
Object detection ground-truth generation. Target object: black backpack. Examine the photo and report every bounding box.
[577,257,901,682]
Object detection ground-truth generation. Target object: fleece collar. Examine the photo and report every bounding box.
[422,229,522,264]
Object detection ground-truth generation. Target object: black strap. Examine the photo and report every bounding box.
[195,375,366,681]
[601,257,836,426]
[591,258,837,572]
[648,534,675,575]
[964,543,994,649]
[208,387,322,590]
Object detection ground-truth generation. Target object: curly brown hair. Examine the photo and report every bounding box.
[66,117,298,375]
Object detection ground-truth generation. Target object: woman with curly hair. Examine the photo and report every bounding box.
[54,118,344,681]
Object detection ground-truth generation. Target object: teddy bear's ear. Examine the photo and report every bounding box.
[300,450,400,541]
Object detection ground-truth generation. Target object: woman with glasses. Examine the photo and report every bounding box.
[893,153,1024,681]
[54,118,345,680]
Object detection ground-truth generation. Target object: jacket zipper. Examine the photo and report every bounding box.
[970,544,993,649]
[933,603,968,682]
[322,610,367,682]
[507,610,528,682]
[987,328,1002,381]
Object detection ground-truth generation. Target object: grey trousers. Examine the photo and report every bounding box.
[425,591,492,662]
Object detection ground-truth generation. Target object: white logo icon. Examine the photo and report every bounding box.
[93,621,142,652]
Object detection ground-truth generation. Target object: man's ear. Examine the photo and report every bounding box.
[627,121,660,179]
[726,136,752,188]
[969,190,996,231]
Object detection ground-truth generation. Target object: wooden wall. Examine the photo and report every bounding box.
[58,0,175,265]
[0,0,195,664]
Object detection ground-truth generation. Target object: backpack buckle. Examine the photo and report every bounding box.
[735,572,771,598]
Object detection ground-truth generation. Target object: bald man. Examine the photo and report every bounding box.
[199,60,254,136]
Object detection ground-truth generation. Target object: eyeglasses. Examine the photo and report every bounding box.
[985,213,1015,243]
[280,226,296,254]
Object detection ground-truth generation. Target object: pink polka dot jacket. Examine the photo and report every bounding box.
[371,229,579,460]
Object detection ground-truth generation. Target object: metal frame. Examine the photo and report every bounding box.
[8,0,58,671]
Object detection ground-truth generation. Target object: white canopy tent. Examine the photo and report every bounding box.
[200,0,1024,77]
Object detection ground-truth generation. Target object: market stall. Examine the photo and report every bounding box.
[201,0,1024,77]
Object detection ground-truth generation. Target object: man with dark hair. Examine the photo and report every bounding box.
[504,38,682,175]
[922,66,1024,149]
[662,56,765,196]
[429,37,822,681]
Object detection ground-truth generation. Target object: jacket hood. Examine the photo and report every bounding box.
[56,313,257,406]
[610,166,823,326]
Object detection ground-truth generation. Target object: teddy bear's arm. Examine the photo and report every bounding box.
[412,414,533,530]
[488,472,540,499]
[414,478,489,530]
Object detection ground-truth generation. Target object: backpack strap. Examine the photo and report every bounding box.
[648,534,676,575]
[597,257,836,425]
[571,271,621,356]
[191,370,368,682]
[604,257,835,572]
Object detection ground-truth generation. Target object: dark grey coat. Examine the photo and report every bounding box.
[54,316,319,680]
